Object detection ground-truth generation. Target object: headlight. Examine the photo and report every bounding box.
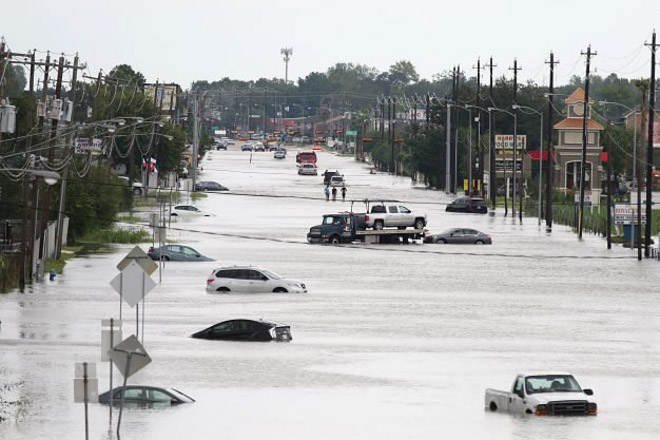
[534,404,548,416]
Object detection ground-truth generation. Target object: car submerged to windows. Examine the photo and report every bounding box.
[191,319,292,342]
[424,228,492,244]
[194,181,229,192]
[98,386,195,406]
[446,197,488,214]
[206,266,307,293]
[170,205,211,216]
[148,245,213,261]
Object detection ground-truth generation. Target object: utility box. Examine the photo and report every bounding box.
[0,102,16,133]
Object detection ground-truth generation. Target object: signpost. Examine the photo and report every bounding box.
[110,335,152,436]
[74,362,98,440]
[614,203,647,225]
[101,318,122,421]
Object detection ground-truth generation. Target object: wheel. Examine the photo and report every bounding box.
[475,240,484,245]
[414,219,425,229]
[273,287,288,293]
[133,188,142,196]
[329,235,340,244]
[374,220,384,230]
[437,238,447,244]
[170,213,178,216]
[489,402,498,412]
[216,287,230,292]
[163,256,170,261]
[398,226,406,230]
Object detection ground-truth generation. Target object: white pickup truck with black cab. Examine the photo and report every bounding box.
[485,372,597,416]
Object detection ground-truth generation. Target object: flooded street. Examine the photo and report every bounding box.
[2,146,660,440]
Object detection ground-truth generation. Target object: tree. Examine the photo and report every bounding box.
[389,60,419,85]
[3,64,27,98]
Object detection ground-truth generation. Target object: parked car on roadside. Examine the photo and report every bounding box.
[171,205,211,216]
[191,319,292,342]
[194,181,228,192]
[446,197,488,214]
[298,163,318,175]
[98,386,195,405]
[424,228,492,244]
[148,245,213,261]
[485,372,596,416]
[206,266,307,293]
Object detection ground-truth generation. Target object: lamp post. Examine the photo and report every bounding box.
[513,105,544,225]
[466,104,492,201]
[489,107,519,219]
[599,101,638,250]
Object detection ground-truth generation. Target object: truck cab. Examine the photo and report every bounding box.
[307,213,366,244]
[485,372,597,416]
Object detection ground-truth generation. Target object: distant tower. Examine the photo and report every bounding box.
[281,47,293,83]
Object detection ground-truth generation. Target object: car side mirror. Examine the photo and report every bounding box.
[583,389,593,396]
[515,390,524,398]
[261,276,268,281]
[450,233,454,236]
[196,254,201,257]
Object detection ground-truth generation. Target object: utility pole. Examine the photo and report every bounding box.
[380,96,385,139]
[644,31,658,257]
[545,52,559,231]
[474,58,484,196]
[578,45,596,240]
[510,59,522,219]
[387,96,392,173]
[39,55,65,262]
[606,122,612,250]
[281,47,293,83]
[192,94,199,190]
[637,82,647,261]
[55,54,80,259]
[453,66,460,194]
[392,96,396,174]
[486,57,496,211]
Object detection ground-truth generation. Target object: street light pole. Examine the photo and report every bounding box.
[514,105,544,225]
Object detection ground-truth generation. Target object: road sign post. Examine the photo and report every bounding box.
[110,335,151,436]
[101,318,122,421]
[74,362,98,440]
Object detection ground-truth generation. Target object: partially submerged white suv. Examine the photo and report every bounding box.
[206,266,307,293]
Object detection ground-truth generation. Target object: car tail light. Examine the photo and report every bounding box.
[206,278,215,284]
[588,403,597,415]
[148,246,155,253]
[365,214,369,221]
[534,405,548,416]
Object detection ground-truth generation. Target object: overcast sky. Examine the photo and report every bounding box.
[4,0,660,89]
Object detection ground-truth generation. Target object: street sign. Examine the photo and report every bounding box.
[110,260,157,307]
[109,335,152,378]
[346,130,358,136]
[117,246,158,275]
[74,362,98,403]
[614,203,647,225]
[74,138,103,154]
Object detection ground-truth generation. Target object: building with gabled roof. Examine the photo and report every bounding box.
[552,87,605,204]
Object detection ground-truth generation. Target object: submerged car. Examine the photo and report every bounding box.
[171,205,211,216]
[194,181,229,192]
[241,143,254,152]
[98,386,195,405]
[298,163,318,175]
[446,197,488,214]
[424,228,492,244]
[206,266,307,293]
[191,319,292,342]
[148,245,213,261]
[274,149,286,159]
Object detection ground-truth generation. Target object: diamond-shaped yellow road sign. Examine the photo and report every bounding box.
[116,246,158,275]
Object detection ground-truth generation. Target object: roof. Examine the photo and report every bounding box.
[519,371,574,377]
[554,118,604,130]
[565,87,594,104]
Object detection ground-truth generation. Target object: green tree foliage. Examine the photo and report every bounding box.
[3,64,27,98]
[388,60,420,85]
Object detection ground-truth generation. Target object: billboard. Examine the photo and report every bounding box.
[144,84,178,112]
[614,203,647,225]
[495,134,526,151]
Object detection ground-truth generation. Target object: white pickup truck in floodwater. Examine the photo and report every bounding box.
[485,372,597,416]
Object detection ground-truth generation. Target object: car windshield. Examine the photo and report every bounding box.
[169,388,195,402]
[259,269,282,280]
[525,375,582,394]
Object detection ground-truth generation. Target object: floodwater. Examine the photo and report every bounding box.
[2,145,660,440]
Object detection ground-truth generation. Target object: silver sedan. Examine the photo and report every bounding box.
[424,228,492,245]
